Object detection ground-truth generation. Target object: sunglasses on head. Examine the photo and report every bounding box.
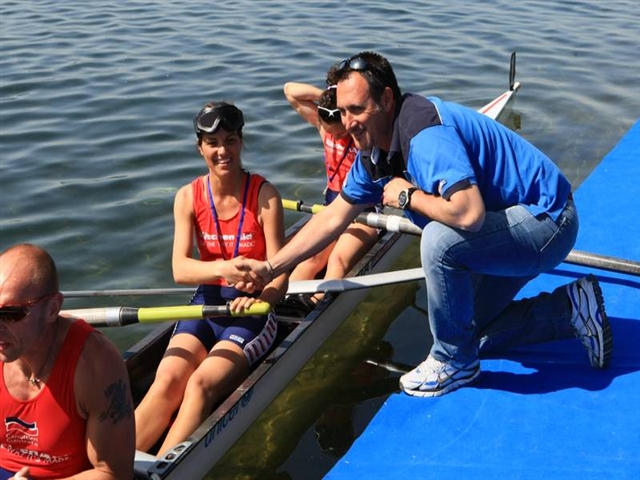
[337,56,370,73]
[194,104,244,135]
[318,106,341,123]
[0,293,56,323]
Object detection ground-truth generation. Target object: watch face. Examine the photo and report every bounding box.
[398,190,408,208]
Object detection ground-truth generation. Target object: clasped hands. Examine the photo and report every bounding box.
[223,257,274,312]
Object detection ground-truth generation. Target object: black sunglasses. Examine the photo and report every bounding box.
[194,105,244,135]
[318,106,341,123]
[0,293,56,323]
[337,56,370,72]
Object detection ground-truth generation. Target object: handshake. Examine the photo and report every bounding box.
[227,257,279,294]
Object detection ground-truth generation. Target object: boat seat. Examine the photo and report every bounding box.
[134,449,158,479]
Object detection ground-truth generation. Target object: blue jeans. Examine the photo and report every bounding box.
[420,200,579,367]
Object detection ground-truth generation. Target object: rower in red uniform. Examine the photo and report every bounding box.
[134,101,288,457]
[283,69,379,308]
[1,243,134,480]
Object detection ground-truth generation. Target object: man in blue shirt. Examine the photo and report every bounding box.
[242,51,612,397]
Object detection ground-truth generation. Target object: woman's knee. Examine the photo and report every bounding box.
[151,367,190,400]
[183,368,225,404]
[182,375,204,402]
[326,250,350,273]
[301,253,329,272]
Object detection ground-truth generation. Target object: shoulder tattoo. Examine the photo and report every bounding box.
[99,378,133,425]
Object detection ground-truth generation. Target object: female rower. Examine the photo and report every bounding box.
[283,75,378,308]
[135,102,287,456]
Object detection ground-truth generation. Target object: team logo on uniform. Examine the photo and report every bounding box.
[5,417,38,437]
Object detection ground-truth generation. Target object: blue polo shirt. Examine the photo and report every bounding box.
[340,94,571,228]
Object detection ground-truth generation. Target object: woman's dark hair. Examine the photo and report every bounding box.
[194,101,244,144]
[317,89,341,125]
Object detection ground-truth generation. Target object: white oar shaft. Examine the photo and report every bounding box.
[286,267,425,295]
[62,267,428,298]
[64,287,194,298]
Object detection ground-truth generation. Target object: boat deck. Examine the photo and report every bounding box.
[326,121,640,479]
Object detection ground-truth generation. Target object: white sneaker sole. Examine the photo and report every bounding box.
[400,366,481,398]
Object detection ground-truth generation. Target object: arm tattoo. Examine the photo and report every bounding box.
[99,378,133,425]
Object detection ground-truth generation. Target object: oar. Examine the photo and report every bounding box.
[62,302,271,327]
[564,250,640,277]
[61,249,639,300]
[283,198,640,277]
[64,287,196,298]
[62,267,427,298]
[282,198,422,236]
[365,358,413,374]
[286,267,424,294]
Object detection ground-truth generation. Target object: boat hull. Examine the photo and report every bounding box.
[131,222,413,479]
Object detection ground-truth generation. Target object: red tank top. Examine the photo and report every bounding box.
[0,320,94,479]
[192,172,268,285]
[324,134,357,192]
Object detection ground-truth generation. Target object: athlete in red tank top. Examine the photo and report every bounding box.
[191,172,267,282]
[323,133,357,195]
[282,77,379,303]
[1,321,93,478]
[0,244,135,480]
[134,102,287,458]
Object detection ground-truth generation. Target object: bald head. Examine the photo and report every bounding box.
[0,244,59,300]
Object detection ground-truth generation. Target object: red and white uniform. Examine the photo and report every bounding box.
[192,172,267,285]
[0,320,94,479]
[323,134,357,193]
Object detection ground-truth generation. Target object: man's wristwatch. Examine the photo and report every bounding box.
[398,187,418,210]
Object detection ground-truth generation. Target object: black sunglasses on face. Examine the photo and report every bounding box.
[0,293,55,323]
[318,106,341,123]
[194,105,245,135]
[337,56,370,72]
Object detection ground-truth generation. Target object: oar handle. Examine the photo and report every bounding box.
[282,198,324,214]
[62,302,272,327]
[282,198,422,236]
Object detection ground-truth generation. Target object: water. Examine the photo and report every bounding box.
[1,0,638,477]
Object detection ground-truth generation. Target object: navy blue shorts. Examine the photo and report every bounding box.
[0,467,15,480]
[172,285,277,365]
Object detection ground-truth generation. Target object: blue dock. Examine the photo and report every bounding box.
[326,121,640,479]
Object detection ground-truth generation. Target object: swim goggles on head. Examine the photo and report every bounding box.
[193,104,244,134]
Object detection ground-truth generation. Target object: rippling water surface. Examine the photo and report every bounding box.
[1,1,638,478]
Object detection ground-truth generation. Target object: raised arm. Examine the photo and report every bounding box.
[75,330,135,479]
[283,82,323,130]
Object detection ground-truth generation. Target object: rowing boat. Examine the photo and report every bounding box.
[127,54,520,479]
